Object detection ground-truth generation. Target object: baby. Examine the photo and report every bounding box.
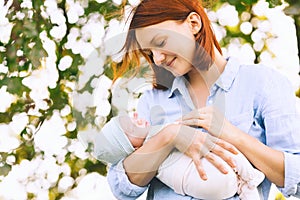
[91,114,264,200]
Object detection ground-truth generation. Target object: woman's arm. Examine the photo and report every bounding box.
[123,123,238,186]
[123,124,175,186]
[223,123,284,186]
[180,106,285,186]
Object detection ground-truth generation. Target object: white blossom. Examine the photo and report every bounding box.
[0,124,21,152]
[61,173,116,200]
[93,75,112,117]
[0,175,27,200]
[20,0,32,9]
[0,86,16,113]
[81,20,105,48]
[22,69,51,108]
[68,139,89,159]
[95,0,108,3]
[251,29,267,43]
[60,105,72,116]
[59,55,73,71]
[50,24,67,40]
[67,121,77,132]
[0,63,8,73]
[240,22,253,35]
[252,0,269,17]
[225,39,255,64]
[95,99,111,117]
[216,3,239,27]
[72,91,93,115]
[253,40,264,52]
[211,22,226,42]
[0,24,13,44]
[77,125,98,150]
[112,86,129,112]
[112,0,122,6]
[34,111,68,156]
[104,19,127,61]
[58,176,75,193]
[77,51,105,90]
[128,0,140,6]
[66,0,84,24]
[10,113,29,135]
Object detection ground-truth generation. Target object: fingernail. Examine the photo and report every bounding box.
[222,168,228,174]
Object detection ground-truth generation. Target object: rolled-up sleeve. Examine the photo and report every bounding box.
[279,153,300,197]
[107,160,148,200]
[260,71,300,197]
[106,91,152,199]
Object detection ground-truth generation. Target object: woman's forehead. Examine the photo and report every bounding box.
[135,22,185,46]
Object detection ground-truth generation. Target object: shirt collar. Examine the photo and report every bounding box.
[168,57,240,97]
[214,57,240,92]
[168,76,188,98]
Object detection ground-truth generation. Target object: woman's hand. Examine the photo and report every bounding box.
[168,124,238,180]
[178,106,232,139]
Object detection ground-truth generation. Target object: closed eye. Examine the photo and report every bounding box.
[154,38,166,47]
[150,35,168,48]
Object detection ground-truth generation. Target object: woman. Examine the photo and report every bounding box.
[107,0,300,199]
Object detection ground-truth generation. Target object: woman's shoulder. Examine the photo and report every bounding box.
[237,62,293,93]
[238,62,290,83]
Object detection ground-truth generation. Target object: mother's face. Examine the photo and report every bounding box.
[135,17,199,76]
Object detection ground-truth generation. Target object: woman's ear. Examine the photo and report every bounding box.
[186,12,202,35]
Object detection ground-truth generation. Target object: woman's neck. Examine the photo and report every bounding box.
[188,48,227,89]
[186,48,227,108]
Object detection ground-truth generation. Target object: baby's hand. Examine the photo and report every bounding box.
[133,112,149,128]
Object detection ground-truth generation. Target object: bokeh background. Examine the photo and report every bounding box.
[0,0,299,199]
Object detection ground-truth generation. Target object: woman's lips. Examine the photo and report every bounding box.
[166,57,176,67]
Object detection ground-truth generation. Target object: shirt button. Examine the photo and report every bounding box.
[208,100,213,104]
[212,86,217,91]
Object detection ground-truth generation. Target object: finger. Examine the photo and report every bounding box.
[193,157,207,180]
[199,145,210,157]
[211,144,237,169]
[180,118,206,127]
[216,139,239,155]
[181,110,203,120]
[205,152,229,174]
[136,118,143,125]
[203,134,219,150]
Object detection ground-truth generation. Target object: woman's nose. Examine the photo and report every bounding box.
[152,50,165,66]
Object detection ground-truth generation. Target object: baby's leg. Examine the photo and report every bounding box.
[157,151,238,199]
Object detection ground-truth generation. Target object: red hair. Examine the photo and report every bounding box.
[113,0,221,90]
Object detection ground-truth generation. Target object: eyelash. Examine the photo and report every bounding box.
[156,39,166,47]
[141,38,167,56]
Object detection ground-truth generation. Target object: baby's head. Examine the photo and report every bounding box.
[93,116,135,164]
